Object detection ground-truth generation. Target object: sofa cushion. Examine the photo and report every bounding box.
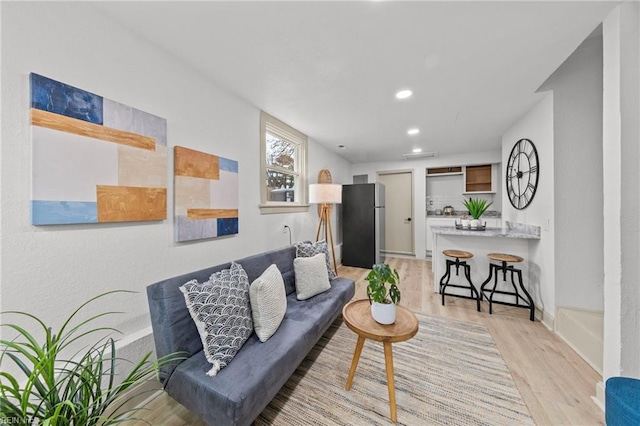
[295,240,336,280]
[179,262,253,376]
[294,253,331,300]
[250,264,287,342]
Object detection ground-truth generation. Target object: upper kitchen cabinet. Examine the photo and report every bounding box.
[463,164,498,194]
[426,166,462,176]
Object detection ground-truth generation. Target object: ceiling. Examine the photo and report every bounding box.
[96,1,616,164]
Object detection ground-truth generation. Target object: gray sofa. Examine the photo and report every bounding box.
[146,244,355,425]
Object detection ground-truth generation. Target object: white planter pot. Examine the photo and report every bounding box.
[460,219,470,227]
[371,301,397,325]
[470,219,481,228]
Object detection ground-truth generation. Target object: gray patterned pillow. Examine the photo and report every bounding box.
[179,262,253,376]
[295,240,337,280]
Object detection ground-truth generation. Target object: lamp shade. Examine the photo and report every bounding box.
[309,183,342,204]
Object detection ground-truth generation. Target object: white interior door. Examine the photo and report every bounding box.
[377,171,414,255]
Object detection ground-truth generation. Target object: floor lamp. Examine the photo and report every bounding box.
[309,183,342,276]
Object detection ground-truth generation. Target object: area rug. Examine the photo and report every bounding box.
[256,313,534,425]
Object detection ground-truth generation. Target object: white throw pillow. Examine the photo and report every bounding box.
[293,253,331,300]
[250,264,287,342]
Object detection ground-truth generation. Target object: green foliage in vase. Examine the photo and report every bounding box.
[365,263,401,305]
[462,197,493,220]
[0,290,180,426]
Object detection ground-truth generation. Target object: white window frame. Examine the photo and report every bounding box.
[260,111,309,214]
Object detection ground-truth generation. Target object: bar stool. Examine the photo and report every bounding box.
[480,253,535,321]
[439,250,480,311]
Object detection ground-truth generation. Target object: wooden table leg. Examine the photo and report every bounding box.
[383,342,397,422]
[345,336,365,391]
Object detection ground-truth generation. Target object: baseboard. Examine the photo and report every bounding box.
[555,307,603,375]
[592,381,605,412]
[536,306,555,331]
[382,252,416,260]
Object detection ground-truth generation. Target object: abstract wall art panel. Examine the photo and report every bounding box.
[174,146,239,242]
[30,73,167,225]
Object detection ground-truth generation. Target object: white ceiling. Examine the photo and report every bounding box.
[96,1,616,163]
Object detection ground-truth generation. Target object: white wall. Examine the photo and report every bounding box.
[351,150,501,259]
[501,93,556,319]
[602,2,640,380]
[538,30,604,312]
[0,2,350,362]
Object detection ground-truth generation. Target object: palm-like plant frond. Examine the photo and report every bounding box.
[0,291,181,426]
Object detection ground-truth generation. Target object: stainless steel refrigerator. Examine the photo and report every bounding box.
[341,183,385,268]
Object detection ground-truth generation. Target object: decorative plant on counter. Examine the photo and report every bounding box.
[462,197,493,220]
[366,264,401,325]
[0,290,180,426]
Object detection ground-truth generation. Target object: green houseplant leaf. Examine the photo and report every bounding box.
[462,197,493,220]
[365,263,401,305]
[0,290,183,426]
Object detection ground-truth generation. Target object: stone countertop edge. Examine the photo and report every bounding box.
[431,220,541,240]
[426,211,502,218]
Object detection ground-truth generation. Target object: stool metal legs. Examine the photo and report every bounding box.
[480,261,535,321]
[439,258,481,312]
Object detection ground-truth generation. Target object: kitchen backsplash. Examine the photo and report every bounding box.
[426,194,499,216]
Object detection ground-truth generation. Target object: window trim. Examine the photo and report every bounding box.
[260,111,309,214]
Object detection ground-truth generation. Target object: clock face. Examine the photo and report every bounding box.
[506,138,539,210]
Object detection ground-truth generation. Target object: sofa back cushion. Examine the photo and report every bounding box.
[146,245,296,383]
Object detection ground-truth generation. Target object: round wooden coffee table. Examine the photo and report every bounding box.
[342,299,419,422]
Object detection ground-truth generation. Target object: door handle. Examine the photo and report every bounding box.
[406,217,412,222]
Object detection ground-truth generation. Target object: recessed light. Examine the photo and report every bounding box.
[412,148,422,153]
[395,90,413,99]
[407,128,420,135]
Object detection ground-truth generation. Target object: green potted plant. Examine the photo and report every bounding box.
[365,263,401,324]
[462,197,493,228]
[0,291,179,425]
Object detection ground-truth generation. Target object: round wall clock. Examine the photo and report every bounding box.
[506,138,539,210]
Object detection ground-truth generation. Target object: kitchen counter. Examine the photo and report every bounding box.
[431,221,541,308]
[431,221,540,240]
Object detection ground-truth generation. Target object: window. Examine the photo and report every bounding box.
[260,111,308,214]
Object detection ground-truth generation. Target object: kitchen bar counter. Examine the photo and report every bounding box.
[431,221,541,311]
[431,221,540,240]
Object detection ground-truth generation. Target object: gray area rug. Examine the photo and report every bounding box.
[256,312,534,425]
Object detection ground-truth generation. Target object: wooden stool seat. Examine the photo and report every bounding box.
[487,253,524,263]
[443,249,473,259]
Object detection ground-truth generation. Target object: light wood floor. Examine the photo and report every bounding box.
[128,258,604,425]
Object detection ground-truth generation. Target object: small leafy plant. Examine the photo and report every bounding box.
[365,263,401,305]
[0,290,179,426]
[462,197,493,220]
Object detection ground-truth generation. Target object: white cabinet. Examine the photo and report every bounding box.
[426,218,456,254]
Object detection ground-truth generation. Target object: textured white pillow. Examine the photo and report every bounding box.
[294,253,331,300]
[295,240,336,280]
[250,264,287,342]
